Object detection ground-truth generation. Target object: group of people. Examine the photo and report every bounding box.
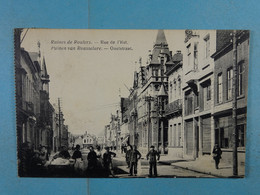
[125,145,160,177]
[69,145,117,177]
[18,142,49,177]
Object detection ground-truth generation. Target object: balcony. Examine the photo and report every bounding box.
[165,99,182,116]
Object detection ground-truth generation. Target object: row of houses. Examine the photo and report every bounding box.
[104,30,249,165]
[15,29,69,152]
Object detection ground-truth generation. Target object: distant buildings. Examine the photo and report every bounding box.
[83,132,97,148]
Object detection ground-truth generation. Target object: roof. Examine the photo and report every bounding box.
[155,30,167,45]
[150,30,174,65]
[28,52,39,63]
[41,56,49,77]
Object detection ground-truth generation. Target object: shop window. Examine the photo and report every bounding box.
[215,128,229,148]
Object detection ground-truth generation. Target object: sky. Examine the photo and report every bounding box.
[21,29,185,136]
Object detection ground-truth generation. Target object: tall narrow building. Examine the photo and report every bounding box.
[131,30,175,154]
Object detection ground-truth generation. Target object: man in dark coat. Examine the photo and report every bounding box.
[146,145,160,177]
[129,145,141,176]
[103,147,116,177]
[125,145,131,168]
[87,146,97,177]
[212,144,222,169]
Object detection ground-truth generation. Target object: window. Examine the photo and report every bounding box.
[194,42,198,70]
[174,79,176,98]
[206,84,211,101]
[187,44,191,67]
[185,92,193,115]
[204,35,210,59]
[237,124,246,147]
[169,81,172,100]
[217,73,223,103]
[227,68,233,100]
[238,62,244,96]
[194,92,199,108]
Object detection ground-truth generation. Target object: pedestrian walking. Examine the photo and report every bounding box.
[125,145,131,168]
[129,145,141,176]
[87,146,97,177]
[146,145,160,177]
[212,144,222,169]
[103,147,116,177]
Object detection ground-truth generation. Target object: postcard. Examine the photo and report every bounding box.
[14,29,249,178]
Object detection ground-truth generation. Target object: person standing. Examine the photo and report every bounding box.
[103,147,116,177]
[129,145,141,176]
[87,146,97,177]
[125,145,131,168]
[72,144,83,175]
[212,144,222,169]
[146,145,160,177]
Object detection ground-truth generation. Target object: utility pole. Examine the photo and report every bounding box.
[232,30,238,176]
[116,110,120,152]
[58,98,61,150]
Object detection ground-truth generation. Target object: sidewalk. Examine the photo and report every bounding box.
[171,155,245,178]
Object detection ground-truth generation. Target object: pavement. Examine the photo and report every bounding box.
[170,155,245,178]
[113,151,245,178]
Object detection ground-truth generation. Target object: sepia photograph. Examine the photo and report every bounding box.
[14,29,249,178]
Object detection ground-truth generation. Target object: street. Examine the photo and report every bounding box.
[112,157,214,178]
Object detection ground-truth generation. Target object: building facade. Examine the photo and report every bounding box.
[182,30,216,159]
[165,51,183,158]
[126,30,176,154]
[212,30,249,165]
